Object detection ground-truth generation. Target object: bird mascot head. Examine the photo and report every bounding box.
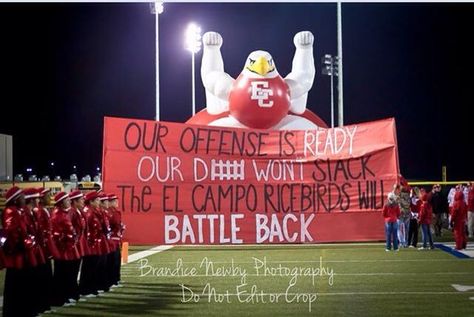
[228,50,290,129]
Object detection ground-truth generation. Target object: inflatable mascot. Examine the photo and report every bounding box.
[186,31,328,130]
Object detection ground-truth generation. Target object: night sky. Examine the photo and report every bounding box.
[0,2,473,181]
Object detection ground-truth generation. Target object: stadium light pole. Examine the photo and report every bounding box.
[322,54,339,128]
[337,1,344,126]
[185,23,202,116]
[150,1,164,121]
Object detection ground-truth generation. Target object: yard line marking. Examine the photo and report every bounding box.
[317,291,472,296]
[154,291,471,296]
[452,284,474,292]
[122,272,474,278]
[177,242,386,247]
[123,258,460,265]
[125,245,174,264]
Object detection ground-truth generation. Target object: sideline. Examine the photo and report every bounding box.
[435,243,473,259]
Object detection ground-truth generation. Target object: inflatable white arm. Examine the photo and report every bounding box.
[201,32,234,115]
[285,31,315,114]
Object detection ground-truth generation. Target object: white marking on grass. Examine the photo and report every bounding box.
[124,258,458,265]
[470,297,474,300]
[125,245,174,265]
[122,269,472,276]
[318,291,471,296]
[178,242,386,247]
[452,284,474,292]
[175,291,470,296]
[124,272,474,278]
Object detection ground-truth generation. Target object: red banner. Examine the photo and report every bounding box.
[102,117,399,244]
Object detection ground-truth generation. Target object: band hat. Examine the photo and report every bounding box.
[98,192,109,201]
[24,188,40,200]
[5,186,23,204]
[38,187,51,197]
[69,190,84,200]
[84,191,99,202]
[54,192,69,205]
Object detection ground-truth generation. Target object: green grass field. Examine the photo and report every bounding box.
[1,236,474,316]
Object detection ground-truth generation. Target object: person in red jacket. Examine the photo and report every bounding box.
[34,187,56,313]
[108,193,124,287]
[418,192,434,250]
[79,191,109,296]
[1,186,33,317]
[451,191,468,250]
[382,192,401,251]
[98,192,113,291]
[23,188,48,315]
[68,190,87,301]
[22,188,46,268]
[51,191,81,307]
[467,183,474,238]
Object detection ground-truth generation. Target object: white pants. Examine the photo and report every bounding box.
[468,211,474,237]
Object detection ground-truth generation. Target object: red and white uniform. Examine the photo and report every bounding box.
[69,206,89,257]
[51,207,80,261]
[33,204,60,259]
[22,206,46,267]
[108,206,123,250]
[1,206,28,269]
[101,207,116,252]
[82,205,110,255]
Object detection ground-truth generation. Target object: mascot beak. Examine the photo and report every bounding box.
[247,56,274,76]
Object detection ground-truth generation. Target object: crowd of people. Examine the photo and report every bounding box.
[383,182,473,252]
[0,186,124,317]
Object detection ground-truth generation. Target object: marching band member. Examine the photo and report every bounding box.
[34,187,57,313]
[51,191,81,307]
[80,191,109,296]
[2,187,32,317]
[69,190,87,301]
[108,193,124,287]
[98,192,113,292]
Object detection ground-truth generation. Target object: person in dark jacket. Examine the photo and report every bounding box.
[431,184,445,236]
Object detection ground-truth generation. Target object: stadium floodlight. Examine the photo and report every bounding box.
[321,54,339,128]
[185,23,202,116]
[150,1,164,121]
[26,168,33,173]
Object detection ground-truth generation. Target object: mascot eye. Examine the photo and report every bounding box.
[269,59,273,66]
[249,58,255,65]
